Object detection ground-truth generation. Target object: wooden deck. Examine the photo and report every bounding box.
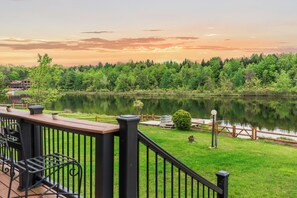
[0,107,119,134]
[0,170,58,198]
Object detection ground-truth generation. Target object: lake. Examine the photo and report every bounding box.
[39,94,297,133]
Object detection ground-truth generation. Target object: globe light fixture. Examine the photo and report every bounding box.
[211,109,217,116]
[210,109,217,148]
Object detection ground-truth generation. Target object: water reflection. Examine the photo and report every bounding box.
[44,94,297,132]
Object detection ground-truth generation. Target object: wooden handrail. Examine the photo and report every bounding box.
[0,107,119,134]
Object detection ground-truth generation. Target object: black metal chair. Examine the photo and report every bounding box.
[0,119,10,174]
[4,122,82,198]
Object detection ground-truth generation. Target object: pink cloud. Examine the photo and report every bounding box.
[143,29,163,32]
[81,31,114,34]
[0,37,176,51]
[0,36,294,55]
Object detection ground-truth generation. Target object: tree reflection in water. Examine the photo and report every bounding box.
[37,94,297,133]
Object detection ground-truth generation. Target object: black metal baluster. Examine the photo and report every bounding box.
[48,127,51,181]
[43,127,47,178]
[72,132,75,192]
[203,184,205,197]
[52,128,56,183]
[137,140,140,197]
[83,134,86,198]
[62,130,65,190]
[163,159,166,198]
[90,136,93,198]
[146,146,149,198]
[155,153,158,198]
[197,182,199,198]
[178,168,181,197]
[57,129,60,186]
[77,133,80,194]
[191,177,193,198]
[43,126,46,155]
[67,131,70,191]
[185,173,187,198]
[171,163,174,198]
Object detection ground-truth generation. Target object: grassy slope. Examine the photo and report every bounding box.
[59,113,297,198]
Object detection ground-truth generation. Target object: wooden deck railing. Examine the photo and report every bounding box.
[0,107,119,197]
[0,108,229,198]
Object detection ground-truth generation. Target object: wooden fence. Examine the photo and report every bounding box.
[140,113,161,121]
[0,103,29,109]
[95,114,161,122]
[192,122,297,145]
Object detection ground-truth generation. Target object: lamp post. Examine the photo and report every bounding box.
[211,109,217,148]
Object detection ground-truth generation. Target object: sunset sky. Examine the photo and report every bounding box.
[1,0,297,66]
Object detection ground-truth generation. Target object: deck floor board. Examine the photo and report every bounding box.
[0,170,58,198]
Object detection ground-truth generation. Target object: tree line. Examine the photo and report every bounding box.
[1,53,297,95]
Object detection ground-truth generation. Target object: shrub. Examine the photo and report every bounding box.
[133,99,144,114]
[172,109,192,130]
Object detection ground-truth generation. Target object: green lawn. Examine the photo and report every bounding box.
[54,113,297,198]
[138,125,297,198]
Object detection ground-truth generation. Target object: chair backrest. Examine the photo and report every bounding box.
[3,122,25,166]
[0,130,8,150]
[0,119,6,142]
[0,119,4,135]
[0,120,11,166]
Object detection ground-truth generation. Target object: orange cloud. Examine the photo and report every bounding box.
[186,45,296,53]
[172,37,199,40]
[1,36,296,66]
[0,37,185,51]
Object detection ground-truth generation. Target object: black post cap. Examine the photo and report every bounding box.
[216,170,230,177]
[28,105,44,115]
[117,115,140,122]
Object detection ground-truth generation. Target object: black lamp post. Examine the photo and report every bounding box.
[211,109,217,148]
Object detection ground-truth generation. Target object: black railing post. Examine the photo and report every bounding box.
[18,105,44,190]
[216,170,230,198]
[95,133,115,198]
[117,115,140,198]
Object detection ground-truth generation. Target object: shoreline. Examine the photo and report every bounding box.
[62,89,297,99]
[11,89,297,99]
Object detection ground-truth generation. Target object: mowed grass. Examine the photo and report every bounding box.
[53,112,297,198]
[138,125,297,198]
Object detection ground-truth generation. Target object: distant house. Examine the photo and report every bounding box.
[9,80,31,90]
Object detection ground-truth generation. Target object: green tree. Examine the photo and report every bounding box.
[273,70,292,92]
[73,70,83,90]
[0,71,7,101]
[91,70,109,91]
[232,68,245,88]
[160,70,173,89]
[26,54,63,105]
[244,77,262,92]
[8,70,20,81]
[219,72,233,93]
[115,74,135,91]
[208,57,223,83]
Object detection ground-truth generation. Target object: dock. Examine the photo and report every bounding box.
[140,118,212,127]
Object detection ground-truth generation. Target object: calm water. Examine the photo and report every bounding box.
[40,94,297,133]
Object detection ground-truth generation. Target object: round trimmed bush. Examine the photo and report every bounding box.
[172,109,192,130]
